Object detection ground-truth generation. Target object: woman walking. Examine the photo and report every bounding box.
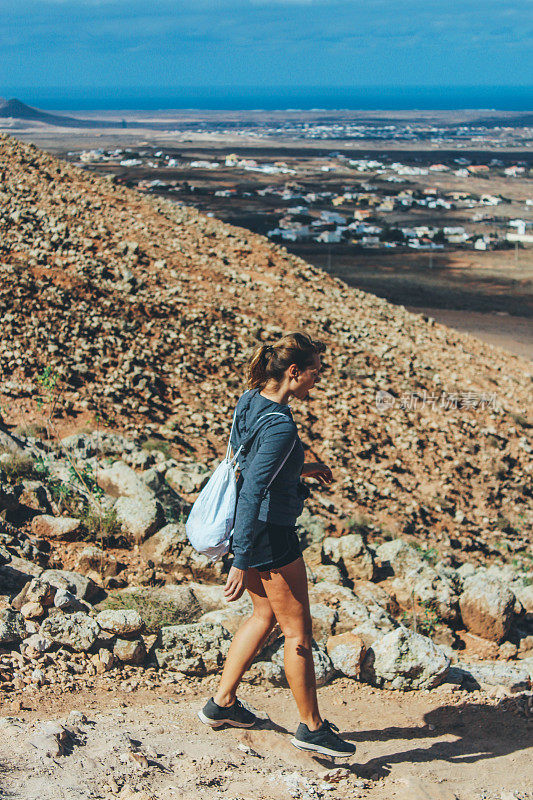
[198,331,355,759]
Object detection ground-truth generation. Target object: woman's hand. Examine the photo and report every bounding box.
[224,566,246,602]
[301,462,333,485]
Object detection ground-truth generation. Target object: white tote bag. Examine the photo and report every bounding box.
[185,405,296,562]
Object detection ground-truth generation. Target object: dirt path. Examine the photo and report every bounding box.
[1,678,531,800]
[405,306,533,362]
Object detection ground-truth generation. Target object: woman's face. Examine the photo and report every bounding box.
[291,353,322,400]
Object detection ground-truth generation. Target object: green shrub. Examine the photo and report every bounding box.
[96,590,194,633]
[0,452,38,481]
[80,506,122,543]
[141,437,172,459]
[14,423,49,439]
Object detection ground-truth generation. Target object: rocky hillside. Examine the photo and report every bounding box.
[0,134,532,749]
[0,131,531,562]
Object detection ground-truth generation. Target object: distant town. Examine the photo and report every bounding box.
[70,146,533,253]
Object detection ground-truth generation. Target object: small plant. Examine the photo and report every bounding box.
[14,423,49,439]
[0,452,38,481]
[416,603,441,637]
[33,456,50,480]
[141,437,172,459]
[413,543,439,565]
[402,599,441,637]
[508,411,532,429]
[97,590,197,632]
[47,480,84,516]
[68,463,104,499]
[80,506,122,544]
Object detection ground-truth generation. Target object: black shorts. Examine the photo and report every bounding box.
[231,519,302,571]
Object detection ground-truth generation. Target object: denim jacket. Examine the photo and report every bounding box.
[229,388,309,570]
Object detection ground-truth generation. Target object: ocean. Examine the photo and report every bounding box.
[7,86,533,112]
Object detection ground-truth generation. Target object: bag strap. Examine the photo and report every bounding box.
[225,389,251,464]
[264,432,297,490]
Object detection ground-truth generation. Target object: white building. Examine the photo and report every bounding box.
[316,230,342,243]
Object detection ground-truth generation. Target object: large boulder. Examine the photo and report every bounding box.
[361,626,450,690]
[376,539,458,622]
[451,661,531,692]
[30,515,81,540]
[75,546,120,578]
[187,582,225,612]
[326,632,366,679]
[40,569,98,601]
[322,534,375,581]
[198,594,253,636]
[140,523,187,566]
[0,609,26,645]
[268,638,335,687]
[96,609,143,636]
[165,462,210,495]
[97,460,153,501]
[459,574,515,643]
[154,622,231,674]
[309,580,397,638]
[114,496,164,543]
[40,611,100,652]
[307,564,344,585]
[310,603,338,645]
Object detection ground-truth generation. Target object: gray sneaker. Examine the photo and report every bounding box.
[291,719,356,758]
[198,697,257,728]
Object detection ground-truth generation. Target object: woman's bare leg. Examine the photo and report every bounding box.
[259,557,322,730]
[213,568,277,707]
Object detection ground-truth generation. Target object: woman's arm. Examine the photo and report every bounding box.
[301,462,333,484]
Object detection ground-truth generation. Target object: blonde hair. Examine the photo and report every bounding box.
[247,331,326,390]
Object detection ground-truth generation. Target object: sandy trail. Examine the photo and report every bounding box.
[0,678,531,800]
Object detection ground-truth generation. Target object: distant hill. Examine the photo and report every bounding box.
[0,97,120,128]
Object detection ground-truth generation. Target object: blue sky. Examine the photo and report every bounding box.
[1,0,532,107]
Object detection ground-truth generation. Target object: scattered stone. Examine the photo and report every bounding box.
[140,523,187,566]
[165,463,210,495]
[20,633,53,657]
[20,601,44,619]
[24,577,56,607]
[53,588,88,611]
[97,460,154,501]
[39,568,98,602]
[76,546,120,577]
